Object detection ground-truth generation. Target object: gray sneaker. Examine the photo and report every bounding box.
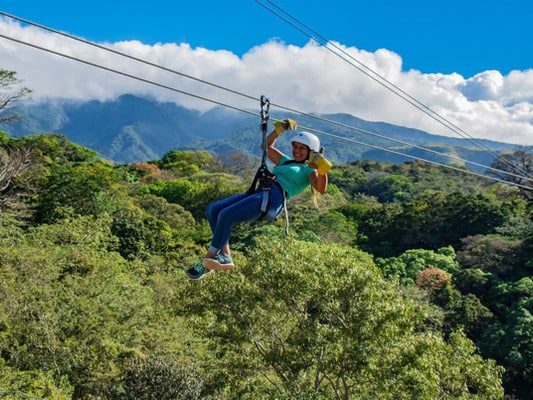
[185,260,212,280]
[203,253,235,270]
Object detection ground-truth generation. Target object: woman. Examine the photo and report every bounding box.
[185,119,332,279]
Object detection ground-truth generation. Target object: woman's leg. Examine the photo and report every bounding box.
[204,186,284,261]
[208,191,264,252]
[205,193,249,257]
[209,186,284,252]
[206,193,249,234]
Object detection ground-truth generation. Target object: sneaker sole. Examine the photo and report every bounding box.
[203,258,235,271]
[185,268,212,280]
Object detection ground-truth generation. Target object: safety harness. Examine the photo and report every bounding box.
[246,96,289,230]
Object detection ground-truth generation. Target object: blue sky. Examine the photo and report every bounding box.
[1,0,533,145]
[2,0,531,77]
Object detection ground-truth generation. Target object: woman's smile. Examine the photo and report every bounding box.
[292,142,309,162]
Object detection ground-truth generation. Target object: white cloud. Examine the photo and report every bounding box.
[461,70,505,101]
[1,17,532,145]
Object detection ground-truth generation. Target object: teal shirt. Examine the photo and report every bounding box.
[272,155,315,199]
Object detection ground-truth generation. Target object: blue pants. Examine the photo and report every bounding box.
[206,185,285,252]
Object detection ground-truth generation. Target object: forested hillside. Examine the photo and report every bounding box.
[6,94,517,165]
[1,132,531,399]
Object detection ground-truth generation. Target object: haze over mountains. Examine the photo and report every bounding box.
[3,94,517,170]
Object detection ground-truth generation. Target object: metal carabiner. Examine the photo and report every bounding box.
[260,95,270,130]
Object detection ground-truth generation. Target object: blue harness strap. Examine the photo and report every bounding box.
[260,184,270,215]
[247,165,278,221]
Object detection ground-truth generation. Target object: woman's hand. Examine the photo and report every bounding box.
[308,150,332,175]
[273,118,297,135]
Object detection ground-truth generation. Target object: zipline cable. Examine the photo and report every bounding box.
[256,0,521,154]
[299,124,533,191]
[0,25,532,191]
[1,11,530,184]
[255,0,533,179]
[0,11,258,105]
[268,106,533,183]
[0,32,257,118]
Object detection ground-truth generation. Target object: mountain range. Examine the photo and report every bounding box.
[2,94,518,171]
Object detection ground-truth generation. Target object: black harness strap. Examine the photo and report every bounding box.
[247,95,275,220]
[246,96,289,230]
[259,95,270,169]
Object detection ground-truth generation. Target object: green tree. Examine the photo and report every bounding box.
[19,133,99,164]
[110,200,192,260]
[376,246,459,285]
[361,173,415,202]
[0,215,162,398]
[360,192,509,255]
[158,149,215,176]
[453,268,496,300]
[135,194,196,237]
[357,202,403,256]
[0,358,73,400]
[453,293,494,340]
[479,302,533,399]
[117,354,203,400]
[34,161,119,223]
[175,239,504,399]
[326,161,366,200]
[141,172,246,220]
[293,209,358,246]
[519,234,533,269]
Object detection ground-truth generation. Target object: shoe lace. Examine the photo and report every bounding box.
[218,253,232,264]
[193,260,205,272]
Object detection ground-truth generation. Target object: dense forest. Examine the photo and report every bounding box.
[0,128,531,399]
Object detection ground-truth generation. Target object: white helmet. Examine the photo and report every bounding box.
[290,131,320,152]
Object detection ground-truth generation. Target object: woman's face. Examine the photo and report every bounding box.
[292,141,310,162]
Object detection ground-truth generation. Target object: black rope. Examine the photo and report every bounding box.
[244,95,285,222]
[248,95,273,195]
[260,95,271,168]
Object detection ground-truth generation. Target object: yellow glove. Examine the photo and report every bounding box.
[273,118,297,135]
[308,150,332,175]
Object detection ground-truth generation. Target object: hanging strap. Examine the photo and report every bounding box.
[247,95,289,231]
[247,95,273,195]
[257,95,274,218]
[259,95,270,169]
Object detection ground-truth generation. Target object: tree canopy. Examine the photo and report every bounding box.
[1,126,531,398]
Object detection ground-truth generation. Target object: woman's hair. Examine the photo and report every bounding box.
[311,186,319,207]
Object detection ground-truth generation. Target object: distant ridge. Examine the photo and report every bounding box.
[2,94,517,169]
